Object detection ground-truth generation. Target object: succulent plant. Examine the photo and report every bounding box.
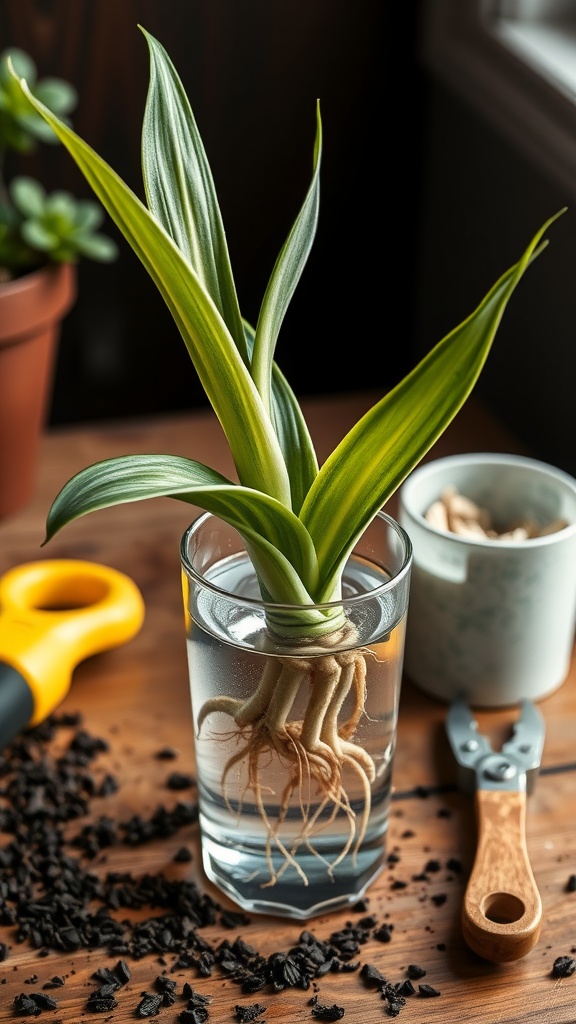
[0,47,117,281]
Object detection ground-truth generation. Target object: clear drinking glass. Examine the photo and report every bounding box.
[180,510,412,919]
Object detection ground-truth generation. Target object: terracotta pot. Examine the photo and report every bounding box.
[0,263,76,519]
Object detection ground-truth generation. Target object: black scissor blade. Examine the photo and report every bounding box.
[0,661,34,749]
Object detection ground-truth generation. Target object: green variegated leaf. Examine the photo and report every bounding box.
[271,362,319,516]
[243,320,319,515]
[301,211,563,600]
[43,454,319,601]
[13,69,292,508]
[250,101,322,413]
[141,29,247,359]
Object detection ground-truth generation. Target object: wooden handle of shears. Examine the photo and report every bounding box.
[462,789,542,963]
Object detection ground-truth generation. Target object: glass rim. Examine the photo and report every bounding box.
[180,509,413,613]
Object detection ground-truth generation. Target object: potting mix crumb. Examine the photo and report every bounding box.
[0,713,569,1018]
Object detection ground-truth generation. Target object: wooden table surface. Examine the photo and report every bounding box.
[1,390,575,1023]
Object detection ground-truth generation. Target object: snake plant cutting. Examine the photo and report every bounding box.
[11,28,563,891]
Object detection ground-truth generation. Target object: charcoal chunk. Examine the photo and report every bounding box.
[552,956,576,978]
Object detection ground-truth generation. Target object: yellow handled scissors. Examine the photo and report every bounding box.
[0,559,145,749]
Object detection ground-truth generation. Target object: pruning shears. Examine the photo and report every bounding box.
[446,696,545,963]
[0,559,145,749]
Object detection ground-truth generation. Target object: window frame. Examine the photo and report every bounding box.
[421,0,576,198]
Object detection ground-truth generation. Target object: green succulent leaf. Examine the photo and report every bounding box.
[9,175,120,264]
[34,78,77,117]
[72,200,105,231]
[10,176,45,216]
[0,48,37,86]
[0,51,117,274]
[72,231,119,262]
[20,219,58,250]
[45,190,79,220]
[0,49,75,151]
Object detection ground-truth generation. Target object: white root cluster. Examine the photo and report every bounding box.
[197,639,375,888]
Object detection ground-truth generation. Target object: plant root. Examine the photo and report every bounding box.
[197,642,377,887]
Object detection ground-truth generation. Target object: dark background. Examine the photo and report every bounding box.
[2,1,575,477]
[0,0,427,424]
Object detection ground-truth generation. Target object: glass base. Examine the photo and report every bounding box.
[200,814,388,919]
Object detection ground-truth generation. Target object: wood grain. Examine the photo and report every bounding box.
[1,391,575,1023]
[462,789,542,963]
